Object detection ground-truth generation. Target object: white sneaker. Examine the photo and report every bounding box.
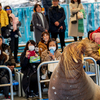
[56,38,60,42]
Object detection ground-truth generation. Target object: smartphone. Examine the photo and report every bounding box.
[50,49,54,55]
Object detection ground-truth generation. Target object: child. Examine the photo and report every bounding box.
[9,13,21,37]
[41,38,62,78]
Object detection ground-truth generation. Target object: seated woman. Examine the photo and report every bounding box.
[41,38,62,78]
[38,31,50,56]
[20,40,39,98]
[0,36,15,99]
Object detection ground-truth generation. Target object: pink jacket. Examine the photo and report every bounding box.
[9,13,19,31]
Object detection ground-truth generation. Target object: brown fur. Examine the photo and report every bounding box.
[62,41,86,78]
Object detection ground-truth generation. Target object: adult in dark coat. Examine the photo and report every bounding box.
[0,36,15,99]
[49,0,66,51]
[32,4,49,44]
[20,40,40,98]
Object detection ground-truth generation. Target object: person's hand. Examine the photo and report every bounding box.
[49,52,55,60]
[13,29,15,32]
[94,33,100,45]
[59,26,63,30]
[35,53,38,57]
[8,65,14,71]
[45,30,48,32]
[26,50,30,58]
[54,21,59,26]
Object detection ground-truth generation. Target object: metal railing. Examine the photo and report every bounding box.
[0,65,13,100]
[37,57,99,99]
[37,60,59,99]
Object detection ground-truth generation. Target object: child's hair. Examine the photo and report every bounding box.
[88,30,94,39]
[24,40,37,52]
[47,38,58,51]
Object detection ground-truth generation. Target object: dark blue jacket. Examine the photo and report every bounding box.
[41,0,52,15]
[49,5,66,33]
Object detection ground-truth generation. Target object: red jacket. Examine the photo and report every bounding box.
[28,50,36,59]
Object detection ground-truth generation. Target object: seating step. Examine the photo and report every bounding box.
[8,80,19,86]
[86,72,96,76]
[16,63,20,67]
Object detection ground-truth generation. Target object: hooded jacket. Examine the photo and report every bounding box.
[9,13,19,31]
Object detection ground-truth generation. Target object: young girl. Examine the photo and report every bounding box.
[41,38,62,78]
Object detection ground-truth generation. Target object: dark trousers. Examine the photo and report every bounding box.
[74,37,82,41]
[0,77,9,96]
[45,15,49,24]
[9,37,18,61]
[51,32,65,51]
[29,73,38,94]
[97,60,100,66]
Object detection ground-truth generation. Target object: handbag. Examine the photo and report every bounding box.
[71,14,77,24]
[77,12,83,19]
[30,21,34,31]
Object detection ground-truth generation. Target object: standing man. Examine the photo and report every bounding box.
[41,0,52,22]
[0,3,9,37]
[49,0,66,51]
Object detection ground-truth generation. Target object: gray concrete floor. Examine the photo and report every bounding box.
[0,94,48,100]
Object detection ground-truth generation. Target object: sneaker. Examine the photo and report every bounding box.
[35,92,39,97]
[18,31,22,37]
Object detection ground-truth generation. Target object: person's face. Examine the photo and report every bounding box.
[0,38,3,47]
[0,6,2,11]
[43,34,49,42]
[36,5,42,13]
[28,42,34,49]
[73,0,77,2]
[52,1,59,6]
[6,7,11,15]
[49,41,56,48]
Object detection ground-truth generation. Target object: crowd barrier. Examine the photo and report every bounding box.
[10,2,100,44]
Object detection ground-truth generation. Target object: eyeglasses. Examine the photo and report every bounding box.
[6,9,11,11]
